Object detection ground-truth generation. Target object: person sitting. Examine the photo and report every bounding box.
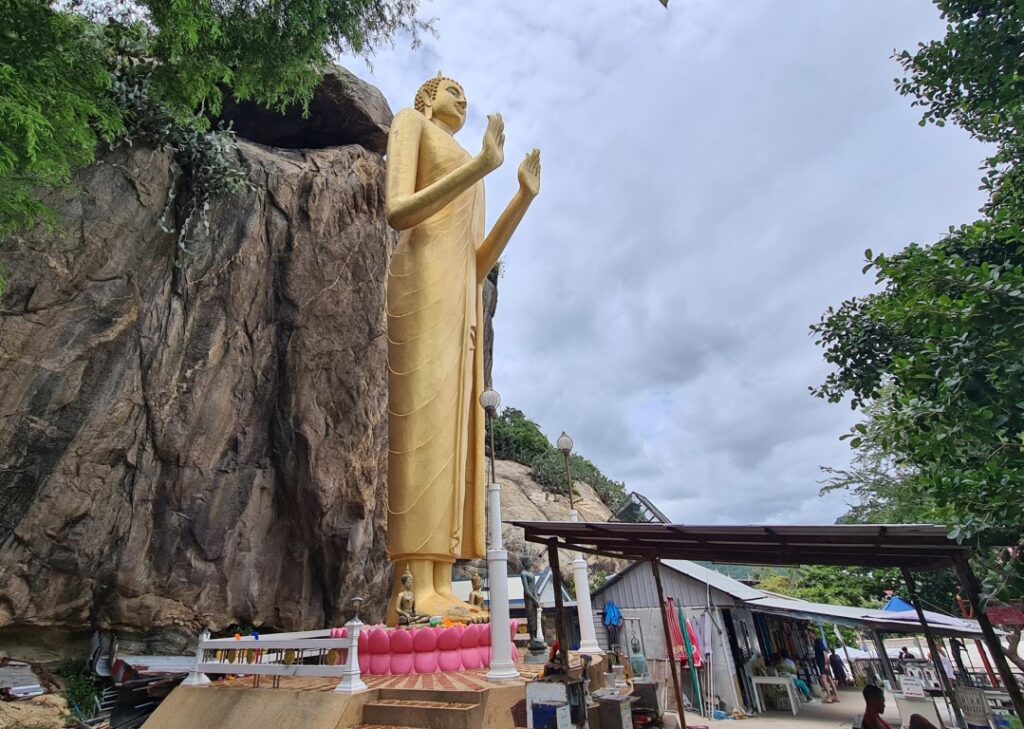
[899,647,917,662]
[776,652,814,702]
[860,684,938,729]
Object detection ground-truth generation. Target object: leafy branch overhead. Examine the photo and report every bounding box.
[0,0,428,274]
[813,0,1024,601]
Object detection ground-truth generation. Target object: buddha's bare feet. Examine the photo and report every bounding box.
[415,591,463,620]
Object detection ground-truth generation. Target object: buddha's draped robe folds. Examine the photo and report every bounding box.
[386,117,487,563]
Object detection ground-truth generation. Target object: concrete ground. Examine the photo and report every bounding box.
[678,687,879,729]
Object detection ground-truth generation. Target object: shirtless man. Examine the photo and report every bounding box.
[861,684,937,729]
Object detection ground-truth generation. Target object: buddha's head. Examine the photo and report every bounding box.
[471,572,481,590]
[415,72,467,132]
[401,566,414,589]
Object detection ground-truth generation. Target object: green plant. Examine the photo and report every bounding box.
[56,660,100,722]
[813,0,1024,602]
[1,5,123,238]
[1,0,427,239]
[492,407,551,465]
[489,406,627,509]
[107,24,250,257]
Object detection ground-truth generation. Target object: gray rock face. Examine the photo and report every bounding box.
[454,460,626,582]
[218,65,393,154]
[0,136,396,649]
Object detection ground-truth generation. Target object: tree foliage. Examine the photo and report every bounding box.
[1,0,427,287]
[491,407,627,509]
[812,0,1024,601]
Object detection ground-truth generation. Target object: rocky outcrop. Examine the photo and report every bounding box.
[218,65,392,154]
[0,72,397,654]
[458,460,626,582]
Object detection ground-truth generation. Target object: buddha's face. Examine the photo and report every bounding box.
[402,573,413,590]
[430,82,467,132]
[472,574,481,589]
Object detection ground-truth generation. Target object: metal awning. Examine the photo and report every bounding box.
[746,595,984,638]
[509,521,967,571]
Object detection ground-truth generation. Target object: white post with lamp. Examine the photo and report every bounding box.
[480,388,520,680]
[557,431,603,656]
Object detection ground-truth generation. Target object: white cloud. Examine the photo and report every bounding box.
[342,0,987,525]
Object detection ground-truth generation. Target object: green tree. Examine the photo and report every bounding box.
[490,406,628,509]
[812,0,1024,602]
[820,400,949,525]
[1,0,426,258]
[492,407,551,465]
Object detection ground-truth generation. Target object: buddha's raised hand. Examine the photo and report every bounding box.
[478,114,505,172]
[518,148,541,198]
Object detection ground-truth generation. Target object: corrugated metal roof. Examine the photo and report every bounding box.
[509,521,966,570]
[590,558,985,638]
[662,560,766,602]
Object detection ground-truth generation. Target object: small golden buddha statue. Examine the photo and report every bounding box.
[468,573,486,611]
[395,566,430,627]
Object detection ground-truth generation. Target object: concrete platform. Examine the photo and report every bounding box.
[142,669,529,729]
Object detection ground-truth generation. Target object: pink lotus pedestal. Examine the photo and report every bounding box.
[328,620,519,676]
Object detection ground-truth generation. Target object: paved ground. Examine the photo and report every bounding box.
[688,694,859,728]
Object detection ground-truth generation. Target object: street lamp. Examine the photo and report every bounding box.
[558,431,603,656]
[480,388,519,680]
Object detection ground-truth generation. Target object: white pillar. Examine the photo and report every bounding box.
[570,509,602,655]
[486,480,520,680]
[334,615,368,694]
[182,629,212,686]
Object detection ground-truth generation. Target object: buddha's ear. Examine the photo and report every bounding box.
[422,102,433,121]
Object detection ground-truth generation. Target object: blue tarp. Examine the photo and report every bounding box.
[883,596,915,612]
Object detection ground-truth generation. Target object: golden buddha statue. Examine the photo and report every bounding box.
[385,73,541,623]
[394,567,431,626]
[468,572,486,612]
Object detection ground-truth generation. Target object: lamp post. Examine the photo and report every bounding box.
[480,388,519,680]
[557,431,602,656]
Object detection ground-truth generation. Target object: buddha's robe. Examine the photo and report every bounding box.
[386,112,487,563]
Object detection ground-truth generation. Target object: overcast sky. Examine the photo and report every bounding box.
[342,0,986,525]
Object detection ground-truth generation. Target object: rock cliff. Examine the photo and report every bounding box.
[461,460,626,582]
[0,68,594,660]
[0,71,397,655]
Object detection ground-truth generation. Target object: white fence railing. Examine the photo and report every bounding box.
[181,605,367,694]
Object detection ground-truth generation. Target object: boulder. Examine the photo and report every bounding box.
[218,65,392,153]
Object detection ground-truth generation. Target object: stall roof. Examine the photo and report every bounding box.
[747,594,984,638]
[509,521,967,571]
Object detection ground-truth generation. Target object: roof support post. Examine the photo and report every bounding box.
[651,557,688,728]
[951,553,1024,719]
[870,629,899,687]
[546,537,571,676]
[900,566,966,728]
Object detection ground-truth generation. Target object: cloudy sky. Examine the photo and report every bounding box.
[343,0,986,525]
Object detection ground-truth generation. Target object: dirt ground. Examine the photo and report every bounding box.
[0,694,70,729]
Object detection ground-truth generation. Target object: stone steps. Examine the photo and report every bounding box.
[360,696,483,729]
[377,687,483,705]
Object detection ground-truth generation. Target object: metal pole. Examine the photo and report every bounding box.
[563,450,575,512]
[958,584,1000,688]
[488,407,497,485]
[952,553,1024,719]
[652,558,688,729]
[871,630,898,687]
[901,567,966,728]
